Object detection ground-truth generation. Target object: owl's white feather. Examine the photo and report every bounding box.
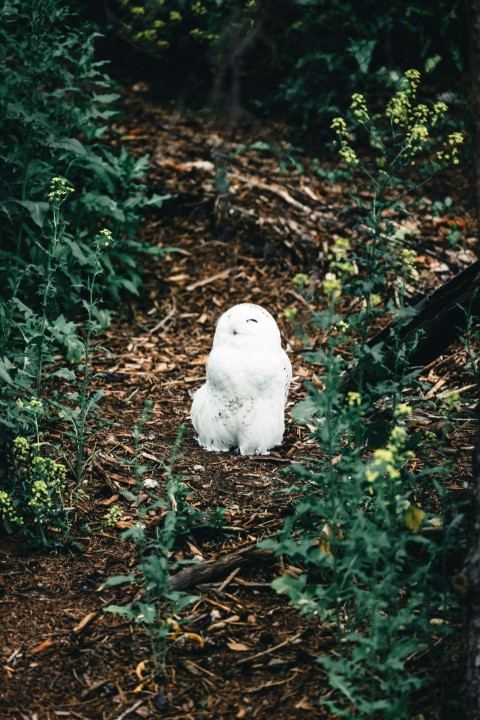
[191,303,292,455]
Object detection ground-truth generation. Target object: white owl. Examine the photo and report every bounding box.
[191,303,292,455]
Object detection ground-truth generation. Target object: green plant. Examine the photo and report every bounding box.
[1,432,69,546]
[104,409,202,671]
[54,227,114,485]
[262,71,464,718]
[0,0,172,459]
[114,0,465,128]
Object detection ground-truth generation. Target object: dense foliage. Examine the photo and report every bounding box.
[0,0,169,543]
[112,0,466,123]
[262,72,469,717]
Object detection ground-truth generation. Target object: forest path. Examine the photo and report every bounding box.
[0,83,477,719]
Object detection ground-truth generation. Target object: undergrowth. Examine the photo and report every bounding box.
[0,0,171,545]
[262,70,471,718]
[105,408,208,671]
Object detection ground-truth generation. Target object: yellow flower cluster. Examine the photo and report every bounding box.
[293,273,310,290]
[331,118,359,165]
[284,306,298,321]
[95,228,114,251]
[346,391,361,407]
[48,177,74,205]
[103,504,124,527]
[400,247,417,276]
[323,273,342,299]
[26,457,66,517]
[192,2,207,15]
[334,320,349,333]
[404,68,421,89]
[28,479,53,513]
[12,436,29,462]
[365,425,414,484]
[350,93,369,123]
[338,146,359,166]
[330,117,348,136]
[386,90,411,126]
[134,28,158,43]
[330,237,355,277]
[437,132,463,165]
[394,403,412,418]
[408,124,429,145]
[0,490,24,527]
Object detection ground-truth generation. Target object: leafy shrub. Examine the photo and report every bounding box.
[112,0,465,125]
[263,72,466,717]
[0,0,171,541]
[105,413,202,670]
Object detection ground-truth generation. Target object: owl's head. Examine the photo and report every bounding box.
[212,303,282,349]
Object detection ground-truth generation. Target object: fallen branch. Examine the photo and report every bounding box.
[169,544,276,591]
[343,259,480,391]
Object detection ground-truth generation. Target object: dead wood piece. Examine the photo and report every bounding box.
[237,632,302,665]
[343,259,480,391]
[169,545,276,591]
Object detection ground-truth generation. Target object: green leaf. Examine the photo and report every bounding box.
[16,200,50,228]
[0,359,14,385]
[103,604,137,620]
[54,138,87,155]
[51,368,76,381]
[103,573,137,587]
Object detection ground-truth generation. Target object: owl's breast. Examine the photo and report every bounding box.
[206,345,284,400]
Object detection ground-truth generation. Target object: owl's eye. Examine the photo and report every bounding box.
[246,318,258,323]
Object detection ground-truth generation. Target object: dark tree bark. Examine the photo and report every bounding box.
[464,428,480,720]
[468,0,480,231]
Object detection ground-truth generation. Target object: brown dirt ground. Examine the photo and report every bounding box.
[0,82,478,719]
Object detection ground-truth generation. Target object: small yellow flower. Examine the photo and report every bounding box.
[390,426,407,443]
[346,391,361,407]
[404,69,421,89]
[293,273,309,290]
[95,228,114,251]
[366,468,379,483]
[48,177,74,205]
[338,145,359,166]
[12,436,30,462]
[103,504,124,527]
[350,93,369,123]
[331,117,348,136]
[373,448,394,464]
[323,273,342,299]
[334,320,349,333]
[284,306,298,321]
[0,490,24,526]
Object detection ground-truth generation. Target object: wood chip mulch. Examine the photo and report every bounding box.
[0,81,477,719]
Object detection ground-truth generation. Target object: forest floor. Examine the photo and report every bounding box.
[0,81,478,719]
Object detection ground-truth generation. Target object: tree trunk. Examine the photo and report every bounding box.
[468,0,480,231]
[464,428,480,720]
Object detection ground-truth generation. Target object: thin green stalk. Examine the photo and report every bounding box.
[75,251,101,483]
[36,202,61,397]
